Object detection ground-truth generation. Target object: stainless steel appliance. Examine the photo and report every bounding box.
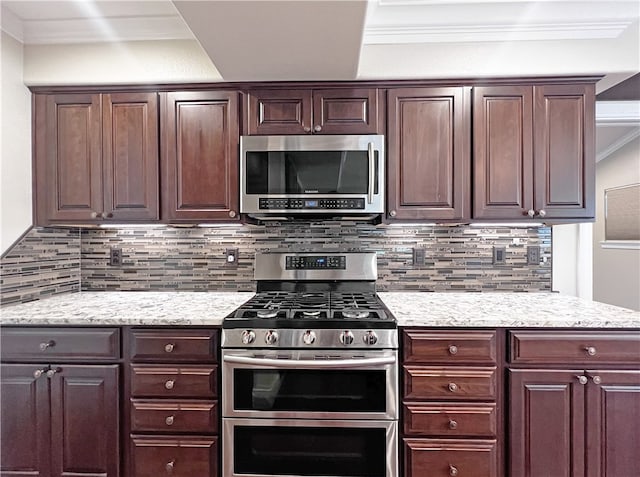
[239,135,385,216]
[221,252,398,477]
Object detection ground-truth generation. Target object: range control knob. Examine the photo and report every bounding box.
[265,330,279,345]
[241,330,256,345]
[339,330,355,346]
[363,330,378,345]
[302,330,317,345]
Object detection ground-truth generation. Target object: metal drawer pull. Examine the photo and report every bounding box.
[577,375,588,385]
[164,343,175,353]
[223,354,395,368]
[448,382,459,392]
[585,346,597,356]
[449,464,459,476]
[165,380,175,390]
[448,345,458,355]
[165,415,174,426]
[39,340,55,351]
[448,419,458,430]
[166,459,175,474]
[592,375,602,385]
[33,368,47,379]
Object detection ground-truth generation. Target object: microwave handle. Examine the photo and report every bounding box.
[223,354,395,368]
[368,142,375,204]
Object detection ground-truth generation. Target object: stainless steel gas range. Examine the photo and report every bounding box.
[221,252,398,477]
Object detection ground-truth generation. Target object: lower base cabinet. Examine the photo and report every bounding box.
[130,436,217,477]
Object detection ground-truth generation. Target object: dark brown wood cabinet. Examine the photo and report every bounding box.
[247,88,380,135]
[473,83,595,220]
[161,91,240,222]
[386,87,470,221]
[33,92,159,225]
[508,331,640,477]
[1,363,120,477]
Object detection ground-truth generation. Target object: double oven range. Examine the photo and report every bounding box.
[221,252,398,477]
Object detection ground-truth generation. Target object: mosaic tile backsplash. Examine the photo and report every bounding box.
[1,222,551,305]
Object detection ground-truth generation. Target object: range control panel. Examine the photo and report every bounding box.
[286,255,346,270]
[259,198,365,210]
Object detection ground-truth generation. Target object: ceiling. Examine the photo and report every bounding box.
[1,0,639,160]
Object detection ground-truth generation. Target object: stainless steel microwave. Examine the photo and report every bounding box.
[240,135,385,216]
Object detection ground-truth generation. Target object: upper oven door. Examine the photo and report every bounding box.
[222,349,398,420]
[240,135,385,214]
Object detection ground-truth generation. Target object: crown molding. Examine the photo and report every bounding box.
[1,5,24,42]
[596,128,640,162]
[596,101,640,125]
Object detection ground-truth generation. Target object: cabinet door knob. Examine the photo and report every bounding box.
[46,368,60,378]
[313,125,322,132]
[389,210,397,217]
[585,346,597,356]
[448,419,458,430]
[592,375,602,385]
[448,382,458,392]
[39,340,55,351]
[303,126,311,133]
[577,375,588,385]
[526,209,535,218]
[448,345,458,355]
[165,459,175,474]
[229,210,237,218]
[449,464,459,476]
[104,212,113,219]
[164,343,175,353]
[90,211,103,219]
[165,380,175,390]
[538,209,546,218]
[33,368,47,379]
[165,415,175,426]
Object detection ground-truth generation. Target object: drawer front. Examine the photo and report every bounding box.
[0,327,120,360]
[404,366,497,400]
[131,436,217,477]
[131,399,218,434]
[131,329,218,363]
[131,365,217,398]
[404,403,497,437]
[510,331,640,364]
[404,438,497,477]
[404,330,497,364]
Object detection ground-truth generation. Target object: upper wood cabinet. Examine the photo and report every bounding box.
[34,92,159,225]
[386,87,470,222]
[473,83,595,221]
[161,91,240,222]
[247,88,380,135]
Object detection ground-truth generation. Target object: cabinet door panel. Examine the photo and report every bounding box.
[0,364,50,477]
[586,370,640,477]
[313,88,379,134]
[248,89,312,135]
[387,87,469,221]
[534,84,595,219]
[103,92,159,220]
[49,365,119,477]
[473,86,533,219]
[162,91,239,221]
[509,369,585,477]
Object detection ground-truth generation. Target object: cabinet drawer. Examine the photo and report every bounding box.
[404,330,497,364]
[130,329,218,363]
[131,435,217,477]
[404,403,497,437]
[404,438,497,477]
[131,399,218,434]
[510,331,640,364]
[131,365,217,398]
[0,327,120,360]
[404,366,497,400]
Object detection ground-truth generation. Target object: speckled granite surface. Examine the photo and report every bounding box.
[0,291,638,328]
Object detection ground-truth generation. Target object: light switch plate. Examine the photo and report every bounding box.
[527,246,540,265]
[493,246,506,265]
[413,248,426,266]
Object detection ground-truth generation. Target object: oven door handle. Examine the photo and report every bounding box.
[223,355,396,368]
[367,141,375,204]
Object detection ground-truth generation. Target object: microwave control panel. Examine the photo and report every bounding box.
[258,198,365,210]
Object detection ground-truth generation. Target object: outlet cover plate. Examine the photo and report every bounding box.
[493,246,506,265]
[413,248,426,266]
[109,247,122,266]
[527,246,540,265]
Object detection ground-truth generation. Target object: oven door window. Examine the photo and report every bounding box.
[245,151,379,195]
[234,425,386,477]
[234,369,386,412]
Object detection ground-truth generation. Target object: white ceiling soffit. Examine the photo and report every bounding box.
[595,101,640,162]
[172,0,369,81]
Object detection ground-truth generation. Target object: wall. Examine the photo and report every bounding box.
[1,31,32,254]
[551,223,593,299]
[593,136,640,310]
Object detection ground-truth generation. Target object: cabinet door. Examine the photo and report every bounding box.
[473,86,534,219]
[387,87,469,221]
[35,94,102,224]
[312,88,379,134]
[248,89,312,135]
[49,365,119,477]
[533,84,595,219]
[0,364,50,477]
[585,370,640,477]
[162,91,240,221]
[103,92,159,221]
[509,369,585,477]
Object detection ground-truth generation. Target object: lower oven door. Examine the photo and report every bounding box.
[223,418,397,477]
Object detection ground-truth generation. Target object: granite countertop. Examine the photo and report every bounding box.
[0,291,638,328]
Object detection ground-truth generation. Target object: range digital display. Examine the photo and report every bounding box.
[286,256,346,270]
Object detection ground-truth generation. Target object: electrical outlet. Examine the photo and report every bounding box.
[412,248,425,266]
[225,248,238,268]
[109,247,122,266]
[493,246,506,265]
[527,245,540,265]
